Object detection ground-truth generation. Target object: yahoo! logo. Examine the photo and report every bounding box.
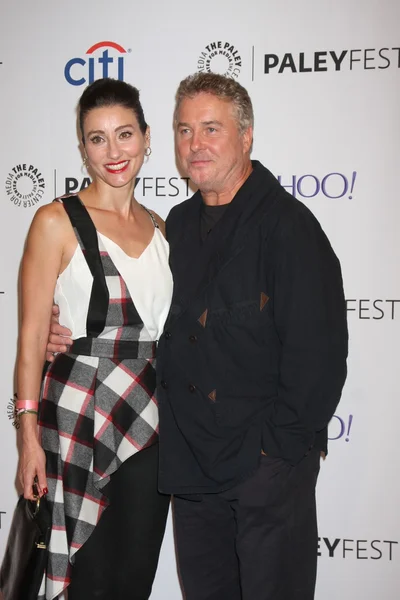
[277,172,357,200]
[328,414,353,442]
[64,41,129,86]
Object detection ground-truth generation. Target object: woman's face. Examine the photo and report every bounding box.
[83,104,149,189]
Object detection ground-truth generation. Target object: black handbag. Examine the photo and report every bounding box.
[0,493,51,600]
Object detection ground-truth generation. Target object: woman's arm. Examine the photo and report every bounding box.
[17,203,66,499]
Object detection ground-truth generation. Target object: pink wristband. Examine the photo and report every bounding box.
[15,400,39,411]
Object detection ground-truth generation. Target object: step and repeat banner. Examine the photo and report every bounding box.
[0,1,399,598]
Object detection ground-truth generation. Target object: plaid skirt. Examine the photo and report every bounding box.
[38,338,158,600]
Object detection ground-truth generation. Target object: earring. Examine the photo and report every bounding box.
[83,155,89,168]
[145,147,152,157]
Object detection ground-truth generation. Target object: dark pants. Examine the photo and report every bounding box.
[68,443,170,600]
[174,450,320,600]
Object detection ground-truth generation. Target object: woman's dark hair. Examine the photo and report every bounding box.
[78,78,148,142]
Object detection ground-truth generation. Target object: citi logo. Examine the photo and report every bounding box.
[64,41,129,86]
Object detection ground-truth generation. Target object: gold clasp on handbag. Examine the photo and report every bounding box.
[35,542,47,549]
[33,495,41,517]
[33,494,47,548]
[32,487,47,549]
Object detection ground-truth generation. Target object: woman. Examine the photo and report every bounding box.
[17,78,173,600]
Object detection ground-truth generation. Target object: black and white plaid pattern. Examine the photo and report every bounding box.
[38,213,159,599]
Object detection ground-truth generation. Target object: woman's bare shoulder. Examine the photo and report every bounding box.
[33,199,66,221]
[29,199,71,239]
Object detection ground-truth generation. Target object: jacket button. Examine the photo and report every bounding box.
[188,384,196,393]
[165,331,172,339]
[161,380,168,389]
[189,335,197,342]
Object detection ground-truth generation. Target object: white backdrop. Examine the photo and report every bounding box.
[1,1,399,598]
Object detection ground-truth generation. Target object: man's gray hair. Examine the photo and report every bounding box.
[174,72,254,134]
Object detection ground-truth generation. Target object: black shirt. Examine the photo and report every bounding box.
[200,203,229,241]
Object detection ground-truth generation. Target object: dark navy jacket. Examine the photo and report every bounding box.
[157,161,348,495]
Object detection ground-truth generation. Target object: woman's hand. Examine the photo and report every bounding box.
[45,305,73,362]
[18,436,47,500]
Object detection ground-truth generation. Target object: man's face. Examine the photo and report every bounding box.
[175,93,252,193]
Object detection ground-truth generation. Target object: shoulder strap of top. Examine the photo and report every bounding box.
[57,195,109,338]
[141,205,159,229]
[53,197,85,249]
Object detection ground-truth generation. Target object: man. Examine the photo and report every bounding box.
[48,73,348,599]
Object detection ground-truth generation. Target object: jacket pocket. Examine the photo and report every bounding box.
[210,300,259,327]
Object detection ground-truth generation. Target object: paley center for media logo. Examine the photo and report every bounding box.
[263,46,400,74]
[7,394,18,429]
[5,164,45,208]
[197,41,242,78]
[64,41,130,86]
[193,42,400,81]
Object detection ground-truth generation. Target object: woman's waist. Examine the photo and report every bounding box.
[68,336,157,359]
